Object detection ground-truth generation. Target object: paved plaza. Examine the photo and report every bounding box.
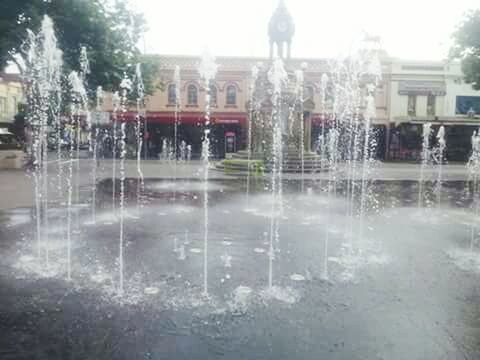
[0,158,471,211]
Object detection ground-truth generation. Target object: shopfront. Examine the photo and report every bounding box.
[109,111,247,159]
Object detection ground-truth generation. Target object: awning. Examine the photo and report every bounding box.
[111,111,247,126]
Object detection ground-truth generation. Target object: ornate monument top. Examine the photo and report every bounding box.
[268,0,295,59]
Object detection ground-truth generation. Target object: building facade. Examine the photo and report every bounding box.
[100,1,480,161]
[385,60,480,161]
[0,73,22,124]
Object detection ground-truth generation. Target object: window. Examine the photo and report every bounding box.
[167,84,176,105]
[456,96,480,115]
[427,95,436,116]
[187,85,198,105]
[209,85,217,106]
[407,95,416,116]
[226,85,237,106]
[11,96,17,114]
[0,97,6,121]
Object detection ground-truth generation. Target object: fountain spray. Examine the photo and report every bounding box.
[173,65,181,199]
[21,16,63,269]
[418,123,432,208]
[198,50,218,296]
[468,130,480,251]
[118,74,132,295]
[435,126,446,207]
[247,64,260,208]
[91,86,104,224]
[267,58,288,289]
[295,63,307,193]
[135,64,145,213]
[111,91,121,210]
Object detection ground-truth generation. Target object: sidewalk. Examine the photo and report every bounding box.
[0,160,471,211]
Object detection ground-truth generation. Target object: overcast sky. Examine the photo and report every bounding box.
[133,0,479,60]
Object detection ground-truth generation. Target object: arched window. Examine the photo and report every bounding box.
[226,85,237,105]
[168,84,176,105]
[209,84,217,106]
[187,84,198,105]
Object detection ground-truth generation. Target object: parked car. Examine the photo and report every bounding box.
[0,128,24,169]
[0,128,22,150]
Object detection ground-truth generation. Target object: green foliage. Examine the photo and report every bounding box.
[0,0,159,94]
[451,10,480,90]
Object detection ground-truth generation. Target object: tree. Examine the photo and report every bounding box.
[451,10,480,90]
[0,0,153,93]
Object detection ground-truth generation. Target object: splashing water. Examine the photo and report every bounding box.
[91,86,104,224]
[267,58,288,289]
[67,71,87,280]
[179,141,187,162]
[468,129,480,251]
[295,63,307,193]
[418,123,432,208]
[247,63,260,207]
[135,64,146,213]
[324,127,340,279]
[435,126,447,207]
[112,91,121,210]
[21,16,63,270]
[118,74,132,295]
[198,50,218,296]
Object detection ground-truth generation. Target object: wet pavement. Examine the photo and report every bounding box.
[1,177,480,359]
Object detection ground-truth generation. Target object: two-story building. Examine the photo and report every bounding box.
[386,60,480,161]
[0,73,22,125]
[98,1,480,161]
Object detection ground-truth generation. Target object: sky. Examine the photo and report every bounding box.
[133,0,479,60]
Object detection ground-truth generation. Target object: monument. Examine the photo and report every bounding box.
[218,0,324,173]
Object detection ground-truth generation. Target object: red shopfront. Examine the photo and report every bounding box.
[113,111,247,159]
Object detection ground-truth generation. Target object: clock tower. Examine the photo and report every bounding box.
[268,0,295,59]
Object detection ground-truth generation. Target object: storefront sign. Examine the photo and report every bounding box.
[398,81,446,96]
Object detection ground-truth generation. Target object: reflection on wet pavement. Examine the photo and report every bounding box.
[0,179,479,359]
